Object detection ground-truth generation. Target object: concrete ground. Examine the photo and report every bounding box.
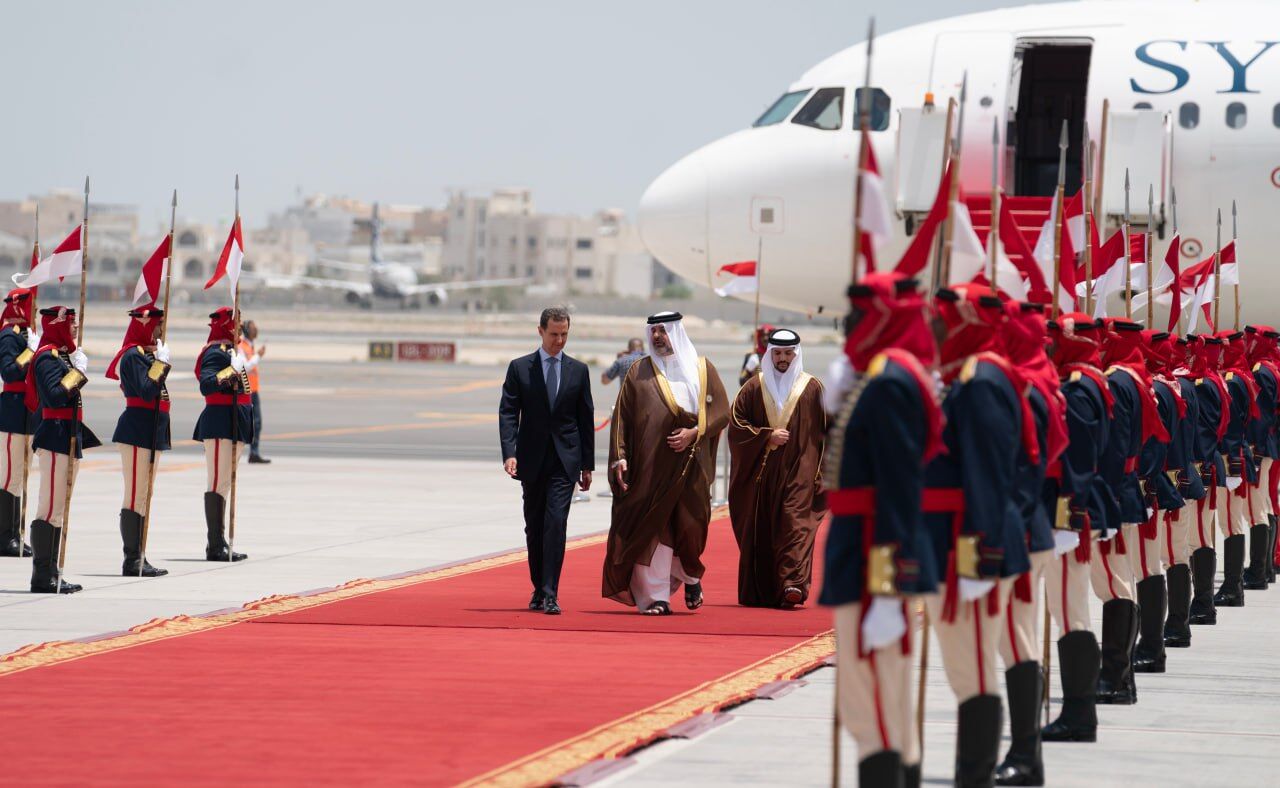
[2,344,1277,786]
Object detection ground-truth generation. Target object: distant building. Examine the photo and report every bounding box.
[441,189,660,297]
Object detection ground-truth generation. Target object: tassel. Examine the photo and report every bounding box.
[1115,527,1128,555]
[987,583,1000,616]
[899,599,912,655]
[942,550,959,623]
[1014,572,1032,603]
[1074,515,1093,563]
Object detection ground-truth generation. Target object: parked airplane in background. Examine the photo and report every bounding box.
[275,203,528,308]
[638,0,1280,317]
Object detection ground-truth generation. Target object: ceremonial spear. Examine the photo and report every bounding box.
[1214,210,1223,330]
[1172,188,1184,334]
[1050,120,1068,319]
[1083,124,1096,314]
[1233,200,1241,331]
[989,117,1001,292]
[137,190,177,575]
[17,206,39,559]
[1147,185,1155,329]
[55,177,89,594]
[849,17,875,286]
[229,176,244,562]
[1123,170,1132,319]
[939,71,969,285]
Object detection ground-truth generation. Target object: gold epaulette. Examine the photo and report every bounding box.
[215,366,237,384]
[868,353,889,378]
[135,346,148,357]
[50,349,60,360]
[866,545,896,595]
[59,368,86,394]
[1226,372,1236,381]
[15,348,32,367]
[955,534,980,579]
[147,360,170,383]
[10,326,19,335]
[1105,365,1121,376]
[1254,362,1262,372]
[1195,378,1204,385]
[1069,370,1082,383]
[959,355,980,383]
[1053,497,1071,529]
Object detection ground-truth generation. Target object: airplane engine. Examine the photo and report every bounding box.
[427,288,448,306]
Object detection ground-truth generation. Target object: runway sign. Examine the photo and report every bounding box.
[368,341,395,361]
[397,341,456,363]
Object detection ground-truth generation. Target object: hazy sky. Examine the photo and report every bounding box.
[4,0,1054,231]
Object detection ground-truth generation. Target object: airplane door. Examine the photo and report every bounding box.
[928,31,1015,190]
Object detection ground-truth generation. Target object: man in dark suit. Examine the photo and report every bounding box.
[499,306,594,615]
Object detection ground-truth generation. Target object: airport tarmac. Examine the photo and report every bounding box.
[2,324,1276,786]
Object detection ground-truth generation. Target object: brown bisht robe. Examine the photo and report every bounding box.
[602,356,730,605]
[728,373,828,606]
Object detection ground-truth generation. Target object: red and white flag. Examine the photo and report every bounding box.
[132,235,172,305]
[205,217,244,290]
[16,226,83,289]
[856,144,893,275]
[895,160,953,277]
[1033,191,1082,312]
[714,260,757,297]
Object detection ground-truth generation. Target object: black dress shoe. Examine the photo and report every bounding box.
[543,597,561,615]
[528,591,544,611]
[248,454,272,464]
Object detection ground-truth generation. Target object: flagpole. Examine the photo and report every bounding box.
[1214,210,1222,330]
[929,97,957,295]
[940,72,969,286]
[229,175,243,562]
[753,236,764,332]
[1123,169,1132,319]
[1051,121,1067,319]
[1146,185,1155,329]
[1232,200,1240,331]
[1094,99,1110,222]
[1173,188,1185,334]
[849,17,875,286]
[1084,131,1095,314]
[55,177,89,594]
[17,207,40,560]
[989,117,1000,292]
[137,190,177,575]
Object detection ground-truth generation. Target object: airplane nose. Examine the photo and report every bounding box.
[638,152,710,288]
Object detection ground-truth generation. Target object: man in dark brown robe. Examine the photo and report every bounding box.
[603,311,729,615]
[728,328,827,608]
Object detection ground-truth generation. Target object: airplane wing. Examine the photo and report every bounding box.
[246,271,374,295]
[313,258,371,273]
[400,277,532,295]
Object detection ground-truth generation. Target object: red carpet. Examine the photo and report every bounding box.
[0,518,834,786]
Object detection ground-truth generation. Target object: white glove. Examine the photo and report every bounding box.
[155,340,171,364]
[230,352,247,374]
[959,577,996,602]
[70,349,88,373]
[823,355,854,416]
[744,353,760,373]
[860,596,907,651]
[26,331,39,352]
[1053,530,1081,556]
[1096,527,1116,541]
[1226,475,1243,491]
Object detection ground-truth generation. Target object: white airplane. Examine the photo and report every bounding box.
[287,203,529,308]
[638,0,1280,319]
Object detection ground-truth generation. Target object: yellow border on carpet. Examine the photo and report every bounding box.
[0,534,607,677]
[459,631,836,788]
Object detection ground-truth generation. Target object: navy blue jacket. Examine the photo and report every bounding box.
[192,344,253,443]
[1192,377,1228,487]
[1141,379,1184,512]
[1248,364,1280,460]
[1102,369,1148,524]
[1222,373,1258,483]
[1043,372,1114,536]
[0,327,37,436]
[31,350,100,458]
[1173,377,1207,501]
[924,359,1030,581]
[1016,386,1054,554]
[112,348,171,451]
[820,358,937,606]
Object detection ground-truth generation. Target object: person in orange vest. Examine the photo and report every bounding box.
[238,319,270,464]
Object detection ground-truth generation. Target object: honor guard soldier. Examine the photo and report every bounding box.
[1162,334,1207,649]
[1184,335,1230,625]
[26,306,98,594]
[1243,326,1279,588]
[194,307,251,562]
[926,284,1033,787]
[105,306,171,577]
[0,289,37,557]
[1213,330,1258,607]
[995,300,1065,786]
[1131,331,1186,674]
[1041,315,1113,745]
[821,273,942,788]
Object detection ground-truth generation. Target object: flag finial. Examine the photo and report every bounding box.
[172,189,177,208]
[1123,168,1130,223]
[83,176,89,196]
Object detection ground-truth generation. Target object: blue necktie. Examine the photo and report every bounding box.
[546,356,559,407]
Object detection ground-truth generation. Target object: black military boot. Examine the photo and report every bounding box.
[119,509,167,577]
[0,489,30,557]
[902,760,921,788]
[1096,599,1137,704]
[1214,534,1246,606]
[1041,631,1099,742]
[29,520,81,594]
[1188,547,1218,624]
[1243,523,1270,590]
[204,492,247,562]
[1163,563,1192,648]
[955,694,1002,788]
[1133,575,1167,672]
[994,661,1043,785]
[1268,514,1278,584]
[858,750,903,788]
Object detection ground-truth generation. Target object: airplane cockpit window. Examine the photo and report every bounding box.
[754,90,810,127]
[1134,102,1153,110]
[1273,104,1280,128]
[853,87,892,131]
[1226,102,1247,130]
[792,88,845,130]
[1179,102,1199,129]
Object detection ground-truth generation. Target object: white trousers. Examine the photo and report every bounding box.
[119,444,158,516]
[833,602,918,764]
[1047,546,1093,634]
[999,551,1051,667]
[35,448,78,529]
[0,431,27,496]
[1090,524,1138,602]
[203,439,235,497]
[629,542,698,611]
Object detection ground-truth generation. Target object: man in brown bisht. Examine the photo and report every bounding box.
[728,328,827,608]
[604,311,729,615]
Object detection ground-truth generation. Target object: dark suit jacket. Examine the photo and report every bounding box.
[499,350,595,479]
